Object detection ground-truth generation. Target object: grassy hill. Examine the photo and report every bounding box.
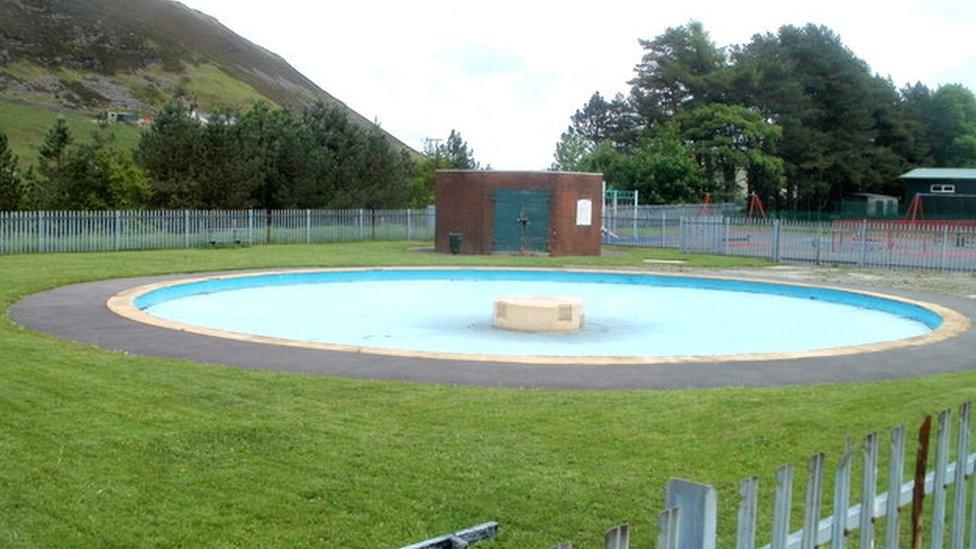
[0,99,143,166]
[0,0,414,163]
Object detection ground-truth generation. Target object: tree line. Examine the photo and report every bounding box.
[0,100,481,211]
[553,22,976,210]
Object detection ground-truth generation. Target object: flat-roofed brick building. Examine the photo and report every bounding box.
[435,170,603,256]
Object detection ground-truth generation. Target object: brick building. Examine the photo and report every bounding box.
[434,170,603,256]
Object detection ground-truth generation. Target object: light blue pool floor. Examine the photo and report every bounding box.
[144,279,931,357]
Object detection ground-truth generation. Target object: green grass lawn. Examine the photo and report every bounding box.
[1,242,974,547]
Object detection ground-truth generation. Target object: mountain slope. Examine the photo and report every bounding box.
[0,0,414,153]
[0,98,143,165]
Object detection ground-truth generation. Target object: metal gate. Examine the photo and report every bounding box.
[491,189,551,253]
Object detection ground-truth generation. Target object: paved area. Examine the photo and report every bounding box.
[11,268,976,390]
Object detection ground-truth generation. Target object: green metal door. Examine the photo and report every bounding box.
[491,189,551,253]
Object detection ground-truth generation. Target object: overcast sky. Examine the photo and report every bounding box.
[181,0,975,169]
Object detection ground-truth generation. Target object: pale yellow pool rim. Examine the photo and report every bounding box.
[107,267,971,366]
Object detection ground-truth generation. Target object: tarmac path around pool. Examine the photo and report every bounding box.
[11,269,976,390]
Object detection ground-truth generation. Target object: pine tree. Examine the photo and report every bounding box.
[440,130,479,170]
[731,24,902,208]
[0,130,22,210]
[629,21,727,124]
[33,118,74,207]
[37,118,72,178]
[196,114,261,208]
[551,130,589,171]
[562,92,642,151]
[135,102,204,207]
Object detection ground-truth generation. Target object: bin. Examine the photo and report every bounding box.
[448,232,463,254]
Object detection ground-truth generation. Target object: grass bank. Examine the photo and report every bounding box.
[0,99,143,167]
[1,242,973,546]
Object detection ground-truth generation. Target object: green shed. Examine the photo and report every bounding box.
[899,168,976,219]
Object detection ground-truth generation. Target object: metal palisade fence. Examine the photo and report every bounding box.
[540,402,976,549]
[5,207,976,273]
[0,208,435,254]
[603,210,976,272]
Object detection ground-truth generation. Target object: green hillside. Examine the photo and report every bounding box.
[0,0,414,163]
[2,60,270,115]
[0,100,143,166]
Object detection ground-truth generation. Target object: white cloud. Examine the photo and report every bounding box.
[180,0,976,169]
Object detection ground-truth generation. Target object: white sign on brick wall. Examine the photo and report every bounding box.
[576,199,592,226]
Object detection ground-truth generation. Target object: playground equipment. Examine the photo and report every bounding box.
[747,192,767,220]
[905,193,924,222]
[698,193,713,216]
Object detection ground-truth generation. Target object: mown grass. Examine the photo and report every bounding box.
[0,242,974,547]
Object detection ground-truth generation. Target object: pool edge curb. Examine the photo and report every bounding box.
[105,266,972,366]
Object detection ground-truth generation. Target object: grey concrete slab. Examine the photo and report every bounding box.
[10,271,976,390]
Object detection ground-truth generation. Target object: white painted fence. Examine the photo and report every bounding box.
[0,208,435,254]
[408,403,976,548]
[658,402,976,549]
[552,402,976,549]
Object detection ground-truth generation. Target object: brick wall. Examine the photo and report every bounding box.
[434,171,603,256]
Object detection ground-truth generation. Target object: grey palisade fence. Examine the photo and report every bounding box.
[603,210,976,272]
[404,402,976,548]
[8,207,976,274]
[0,208,435,254]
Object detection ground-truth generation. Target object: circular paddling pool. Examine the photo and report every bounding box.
[112,268,947,363]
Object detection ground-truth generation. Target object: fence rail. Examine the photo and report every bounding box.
[603,212,976,272]
[0,208,435,254]
[644,402,976,549]
[5,208,976,273]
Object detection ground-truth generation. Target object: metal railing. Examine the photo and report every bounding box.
[602,204,740,237]
[603,213,976,271]
[0,208,435,254]
[6,207,975,273]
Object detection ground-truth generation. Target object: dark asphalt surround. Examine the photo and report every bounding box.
[11,271,976,390]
